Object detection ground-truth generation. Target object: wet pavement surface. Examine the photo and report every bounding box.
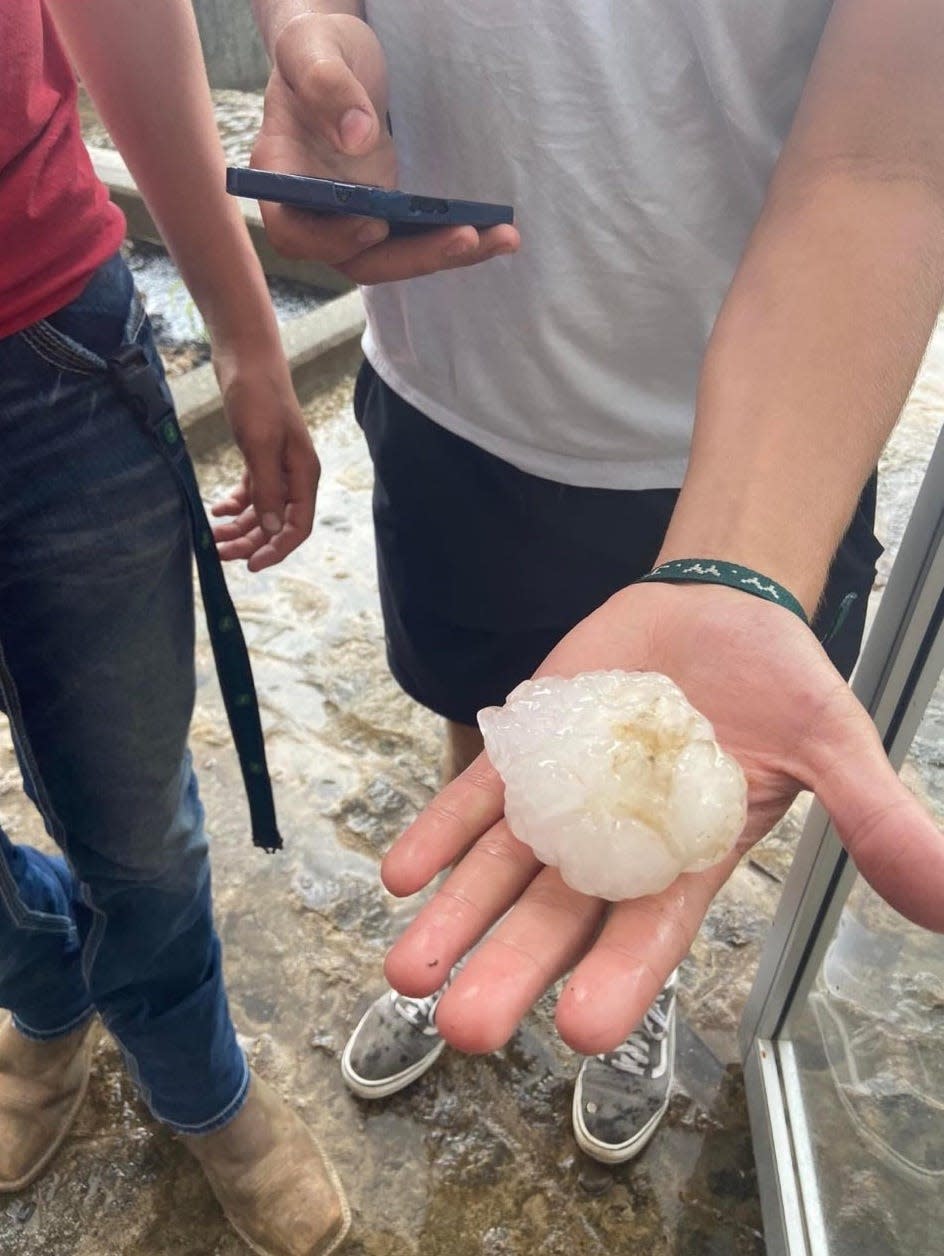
[0,310,940,1253]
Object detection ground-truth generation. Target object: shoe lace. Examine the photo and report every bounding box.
[390,960,464,1033]
[391,990,442,1033]
[599,1002,670,1077]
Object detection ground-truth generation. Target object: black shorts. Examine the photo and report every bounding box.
[354,360,883,726]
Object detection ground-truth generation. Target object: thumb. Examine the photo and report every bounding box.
[812,695,944,932]
[274,14,386,156]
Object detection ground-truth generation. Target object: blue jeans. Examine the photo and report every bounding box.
[0,254,248,1133]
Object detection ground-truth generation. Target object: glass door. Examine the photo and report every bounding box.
[740,426,944,1256]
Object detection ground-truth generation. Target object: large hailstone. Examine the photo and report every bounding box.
[478,671,747,901]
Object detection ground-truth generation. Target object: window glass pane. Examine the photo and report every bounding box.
[788,667,943,1255]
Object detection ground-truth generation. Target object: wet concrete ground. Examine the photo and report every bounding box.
[0,313,940,1253]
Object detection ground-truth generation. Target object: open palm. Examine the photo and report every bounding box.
[381,582,944,1055]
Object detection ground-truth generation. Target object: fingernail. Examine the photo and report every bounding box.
[262,512,282,535]
[339,107,373,150]
[444,238,474,259]
[357,220,389,246]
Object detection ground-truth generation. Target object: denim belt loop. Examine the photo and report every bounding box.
[107,344,283,853]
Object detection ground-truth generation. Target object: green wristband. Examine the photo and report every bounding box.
[635,559,810,626]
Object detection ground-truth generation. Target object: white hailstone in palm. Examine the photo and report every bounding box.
[478,671,747,901]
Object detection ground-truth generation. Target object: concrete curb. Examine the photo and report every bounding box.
[89,146,352,295]
[86,145,364,450]
[170,290,366,455]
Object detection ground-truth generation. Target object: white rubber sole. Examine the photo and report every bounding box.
[571,1097,667,1165]
[571,1013,676,1166]
[339,1017,447,1101]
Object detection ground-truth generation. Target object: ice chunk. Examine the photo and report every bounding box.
[478,671,747,901]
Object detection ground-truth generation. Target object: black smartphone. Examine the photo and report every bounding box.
[226,166,514,236]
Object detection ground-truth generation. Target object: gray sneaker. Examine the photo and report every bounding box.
[572,971,678,1163]
[340,984,449,1099]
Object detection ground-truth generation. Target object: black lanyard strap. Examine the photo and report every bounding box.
[108,344,282,853]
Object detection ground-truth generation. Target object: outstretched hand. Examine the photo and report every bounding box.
[381,582,944,1056]
[254,12,519,282]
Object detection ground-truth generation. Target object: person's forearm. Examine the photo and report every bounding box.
[659,0,944,615]
[659,174,944,612]
[48,0,281,359]
[252,0,362,57]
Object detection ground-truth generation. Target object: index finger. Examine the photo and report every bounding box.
[381,751,506,897]
[383,815,542,1000]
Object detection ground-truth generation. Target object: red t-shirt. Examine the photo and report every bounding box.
[0,0,125,339]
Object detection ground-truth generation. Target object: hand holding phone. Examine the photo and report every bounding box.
[251,11,520,283]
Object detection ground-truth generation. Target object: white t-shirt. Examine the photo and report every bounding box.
[362,0,833,489]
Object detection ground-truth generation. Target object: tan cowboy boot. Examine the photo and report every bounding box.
[0,1013,97,1192]
[184,1073,351,1256]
